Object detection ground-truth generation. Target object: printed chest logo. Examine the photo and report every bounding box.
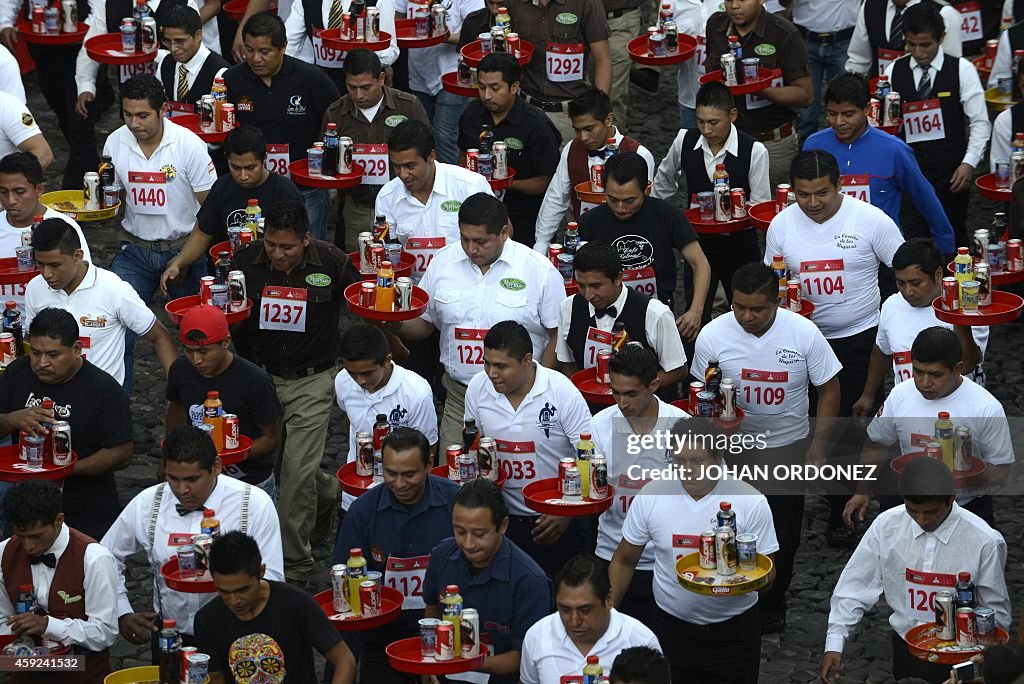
[385,115,408,127]
[835,233,859,250]
[161,164,177,183]
[288,94,306,116]
[306,273,331,286]
[441,200,462,212]
[389,404,409,427]
[537,402,557,438]
[555,12,577,24]
[611,235,654,270]
[775,348,801,365]
[500,277,525,291]
[237,96,254,113]
[25,393,70,419]
[227,208,248,228]
[188,404,205,427]
[78,315,108,328]
[504,137,524,151]
[754,44,776,56]
[57,590,82,604]
[229,633,286,680]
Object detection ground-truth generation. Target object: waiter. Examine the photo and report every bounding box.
[156,6,229,115]
[846,0,962,78]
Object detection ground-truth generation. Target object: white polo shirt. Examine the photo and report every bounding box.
[419,239,564,386]
[23,264,157,385]
[591,399,689,570]
[519,608,662,684]
[464,362,592,516]
[690,308,842,448]
[621,475,779,624]
[0,208,92,262]
[0,45,25,103]
[0,91,41,158]
[672,0,710,110]
[764,196,905,340]
[103,118,216,242]
[375,161,493,282]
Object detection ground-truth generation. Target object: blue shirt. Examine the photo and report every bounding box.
[423,537,552,684]
[803,126,955,253]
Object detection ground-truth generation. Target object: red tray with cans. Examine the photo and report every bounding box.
[488,168,516,192]
[320,29,393,52]
[874,121,903,135]
[564,279,579,296]
[165,295,254,325]
[173,113,238,144]
[684,208,751,234]
[343,281,429,321]
[288,160,364,190]
[522,478,615,516]
[570,367,614,406]
[669,400,746,431]
[430,465,506,488]
[574,181,606,206]
[747,201,778,230]
[218,434,253,465]
[348,251,415,280]
[699,67,781,95]
[336,461,381,497]
[0,445,77,483]
[386,636,488,675]
[975,174,1012,202]
[944,260,1024,286]
[222,0,277,20]
[441,72,480,98]
[931,291,1024,326]
[315,586,404,631]
[84,33,158,65]
[161,557,215,593]
[209,240,232,260]
[0,257,39,287]
[460,39,534,67]
[395,18,449,48]
[17,22,89,44]
[890,451,988,489]
[626,33,697,67]
[904,623,1009,665]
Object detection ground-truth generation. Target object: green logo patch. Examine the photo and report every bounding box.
[555,12,577,24]
[385,115,408,127]
[441,200,462,212]
[505,137,524,150]
[306,273,332,287]
[500,278,526,291]
[58,591,82,604]
[754,44,776,56]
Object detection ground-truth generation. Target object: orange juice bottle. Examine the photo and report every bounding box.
[210,77,227,127]
[770,255,788,303]
[203,391,225,452]
[374,260,395,311]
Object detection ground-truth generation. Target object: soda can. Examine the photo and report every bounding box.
[590,455,608,499]
[366,6,380,40]
[457,55,472,84]
[975,607,996,641]
[385,242,402,270]
[960,280,979,312]
[119,18,136,52]
[696,391,716,417]
[557,253,574,284]
[446,444,462,480]
[177,544,198,579]
[330,564,350,613]
[369,243,385,270]
[180,646,198,683]
[995,158,1011,188]
[736,533,757,571]
[973,228,989,262]
[465,148,479,173]
[199,95,216,134]
[720,378,737,420]
[478,436,497,480]
[562,465,582,500]
[741,57,759,83]
[787,282,801,312]
[199,276,215,306]
[413,6,428,37]
[61,0,76,31]
[431,4,446,35]
[221,414,239,451]
[975,262,992,307]
[715,526,737,575]
[935,591,956,639]
[477,152,493,179]
[596,349,612,384]
[866,97,881,127]
[32,6,44,32]
[356,232,374,272]
[210,283,229,312]
[15,246,33,272]
[924,441,944,462]
[997,72,1013,94]
[395,277,413,311]
[548,243,563,268]
[186,653,209,684]
[648,30,665,57]
[20,433,44,466]
[721,53,738,86]
[419,618,441,658]
[458,452,478,481]
[83,171,100,211]
[663,21,678,53]
[140,16,157,51]
[1008,239,1023,271]
[0,332,16,368]
[461,608,480,657]
[228,270,247,312]
[940,276,959,311]
[775,184,791,213]
[987,242,1006,274]
[102,184,119,209]
[883,92,902,126]
[875,76,890,99]
[43,5,58,32]
[192,533,213,574]
[956,607,977,647]
[699,529,717,569]
[507,32,520,56]
[220,102,235,133]
[359,580,381,617]
[730,188,746,218]
[688,380,704,414]
[436,622,455,660]
[51,421,72,466]
[555,457,577,494]
[492,141,508,180]
[697,191,715,221]
[590,163,604,192]
[478,31,491,54]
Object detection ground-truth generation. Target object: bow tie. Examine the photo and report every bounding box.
[29,553,56,568]
[594,305,617,319]
[588,149,606,159]
[176,504,201,516]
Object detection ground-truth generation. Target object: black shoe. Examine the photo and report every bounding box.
[826,524,859,550]
[761,616,786,634]
[630,67,660,93]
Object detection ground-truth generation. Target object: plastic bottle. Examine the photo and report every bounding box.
[322,123,340,176]
[98,154,116,189]
[495,5,511,33]
[462,419,480,458]
[479,124,494,154]
[576,432,595,498]
[713,163,731,222]
[157,619,181,684]
[210,76,227,128]
[203,391,225,451]
[132,0,150,23]
[374,260,395,312]
[934,411,954,471]
[954,246,974,289]
[770,255,788,302]
[2,301,24,354]
[704,360,723,397]
[954,571,977,609]
[563,222,580,254]
[582,655,603,684]
[441,585,463,653]
[347,549,368,614]
[727,34,742,63]
[717,501,736,531]
[201,508,221,537]
[244,198,261,236]
[604,137,618,159]
[15,584,36,613]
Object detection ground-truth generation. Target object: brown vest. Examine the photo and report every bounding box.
[1,528,111,684]
[566,136,641,219]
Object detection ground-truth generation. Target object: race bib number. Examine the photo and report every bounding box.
[902,99,945,144]
[495,439,537,489]
[582,326,613,369]
[740,368,789,415]
[622,267,657,298]
[385,555,429,610]
[127,171,167,215]
[453,327,488,376]
[799,259,847,303]
[877,48,905,74]
[546,42,584,82]
[354,143,389,186]
[119,60,156,83]
[905,568,956,623]
[406,236,446,279]
[840,174,871,202]
[893,351,913,383]
[614,473,647,516]
[956,2,983,42]
[745,75,783,110]
[265,143,290,177]
[312,28,347,68]
[259,286,308,332]
[695,35,706,71]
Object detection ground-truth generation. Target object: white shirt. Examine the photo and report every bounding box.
[0,207,92,263]
[590,399,688,570]
[673,0,711,109]
[987,26,1024,89]
[691,308,842,448]
[764,196,905,339]
[621,475,779,624]
[0,45,25,103]
[824,503,1009,654]
[534,130,657,253]
[652,125,771,204]
[0,525,119,652]
[0,91,41,158]
[285,0,399,66]
[419,239,564,385]
[155,44,228,103]
[464,361,592,515]
[519,609,662,684]
[103,118,216,241]
[990,106,1015,171]
[408,0,484,96]
[555,285,687,372]
[846,0,962,76]
[882,52,990,169]
[1003,0,1016,24]
[101,476,284,635]
[24,264,157,385]
[196,0,220,55]
[791,0,859,34]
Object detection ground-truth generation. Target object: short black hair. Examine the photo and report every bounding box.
[824,72,870,110]
[340,323,390,364]
[243,13,286,48]
[32,218,81,255]
[695,80,736,113]
[453,477,508,529]
[555,554,611,602]
[459,192,508,235]
[892,237,942,278]
[382,427,432,468]
[609,646,671,684]
[161,4,202,34]
[28,308,79,347]
[121,73,167,112]
[4,480,62,531]
[903,1,945,41]
[484,320,532,361]
[568,86,612,122]
[163,425,218,471]
[0,151,43,186]
[573,241,621,281]
[605,152,648,192]
[731,262,779,300]
[209,530,263,578]
[791,150,840,186]
[225,126,268,160]
[979,642,1024,684]
[911,326,962,371]
[668,417,729,460]
[344,48,384,77]
[899,454,955,503]
[264,200,309,239]
[388,120,435,161]
[477,52,520,86]
[607,343,658,386]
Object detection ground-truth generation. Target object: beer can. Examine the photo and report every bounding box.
[83,172,100,211]
[787,282,801,312]
[490,26,506,53]
[457,54,472,84]
[141,16,157,51]
[935,591,956,639]
[590,162,604,192]
[366,6,380,40]
[369,243,385,271]
[596,349,612,384]
[715,526,737,575]
[940,276,959,311]
[355,432,374,477]
[953,426,972,471]
[465,148,479,173]
[973,228,989,262]
[395,277,413,311]
[699,529,717,569]
[458,452,478,481]
[590,455,608,499]
[199,276,215,305]
[492,141,508,180]
[557,253,574,284]
[663,21,678,53]
[0,332,16,368]
[43,5,58,32]
[720,378,736,420]
[548,243,563,268]
[461,608,480,657]
[866,97,881,127]
[15,246,33,272]
[180,646,198,683]
[736,533,757,571]
[730,188,746,218]
[199,95,216,134]
[228,270,247,312]
[177,544,198,579]
[20,433,44,466]
[413,6,428,37]
[648,30,665,57]
[338,136,354,175]
[924,441,944,462]
[558,457,575,493]
[221,414,239,451]
[102,184,119,209]
[478,436,497,480]
[1008,238,1023,271]
[436,622,455,660]
[330,564,350,613]
[975,263,992,307]
[507,32,520,56]
[775,184,791,213]
[688,380,704,414]
[431,4,446,35]
[359,580,381,617]
[210,283,229,312]
[960,280,979,312]
[562,465,582,500]
[192,533,213,574]
[477,152,493,179]
[883,92,901,126]
[446,444,462,480]
[419,618,441,658]
[975,607,996,641]
[51,421,72,466]
[997,72,1013,94]
[956,607,977,647]
[220,103,235,132]
[385,242,402,269]
[20,229,32,248]
[741,57,759,83]
[357,232,374,273]
[987,242,1006,274]
[696,391,716,417]
[119,18,137,53]
[61,0,77,32]
[721,53,738,86]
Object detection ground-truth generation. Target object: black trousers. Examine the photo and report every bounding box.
[901,163,970,250]
[891,630,954,683]
[683,228,762,327]
[506,514,588,584]
[653,604,761,684]
[615,568,655,627]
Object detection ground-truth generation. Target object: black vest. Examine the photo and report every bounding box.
[564,287,654,369]
[160,50,230,108]
[1011,100,1024,140]
[1007,20,1024,99]
[1016,0,1024,24]
[105,0,185,46]
[679,127,755,198]
[890,54,966,177]
[864,0,892,78]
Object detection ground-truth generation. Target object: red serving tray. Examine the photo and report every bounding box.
[315,586,404,631]
[219,434,254,465]
[395,18,449,48]
[699,67,781,95]
[564,279,579,296]
[626,33,697,67]
[905,623,1008,665]
[890,451,988,489]
[972,55,991,84]
[161,557,215,593]
[387,636,488,675]
[931,291,1024,326]
[489,167,516,191]
[0,257,39,287]
[796,298,815,319]
[288,159,364,190]
[574,181,606,205]
[669,400,746,430]
[320,28,393,52]
[222,0,277,20]
[522,478,615,516]
[975,174,1012,202]
[944,260,1024,286]
[430,464,506,488]
[747,200,777,230]
[209,240,232,260]
[173,113,237,144]
[336,461,380,497]
[343,281,429,321]
[84,32,158,65]
[460,39,534,67]
[441,72,479,98]
[874,121,903,135]
[349,251,415,280]
[570,367,614,405]
[165,295,253,325]
[684,207,751,234]
[16,21,88,44]
[0,445,77,483]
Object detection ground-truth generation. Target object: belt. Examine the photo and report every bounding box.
[261,361,335,380]
[749,121,794,142]
[119,230,189,252]
[525,95,568,113]
[795,25,854,45]
[605,6,639,19]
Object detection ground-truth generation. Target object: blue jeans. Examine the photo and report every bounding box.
[111,242,206,396]
[253,473,277,504]
[302,187,330,241]
[797,36,851,140]
[679,104,697,130]
[413,89,467,165]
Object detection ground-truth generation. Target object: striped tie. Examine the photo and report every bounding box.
[328,0,344,29]
[177,63,189,101]
[889,6,904,51]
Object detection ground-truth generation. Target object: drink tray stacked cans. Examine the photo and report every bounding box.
[460,39,533,67]
[320,28,393,52]
[172,113,238,144]
[314,585,404,631]
[699,67,781,95]
[905,599,1009,666]
[222,0,277,20]
[676,513,773,596]
[395,17,449,48]
[104,665,211,683]
[0,256,38,290]
[675,551,773,596]
[288,159,364,189]
[683,207,751,234]
[521,478,615,516]
[17,20,88,44]
[165,295,253,325]
[41,189,120,222]
[626,32,697,66]
[945,235,1024,286]
[430,464,506,488]
[441,72,481,98]
[931,291,1023,326]
[386,636,488,675]
[343,281,429,322]
[975,173,1013,202]
[161,556,216,593]
[349,251,415,280]
[890,451,987,490]
[335,461,383,497]
[570,367,615,405]
[84,32,157,65]
[0,443,77,483]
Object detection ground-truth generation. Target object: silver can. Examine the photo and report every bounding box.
[60,0,77,31]
[20,229,32,247]
[954,426,973,471]
[562,465,582,501]
[461,608,480,658]
[365,6,380,41]
[663,20,678,54]
[719,378,737,420]
[140,16,157,52]
[419,618,441,658]
[51,421,72,466]
[715,525,737,576]
[227,270,247,312]
[557,252,574,284]
[490,26,506,53]
[720,53,738,86]
[975,607,996,641]
[975,262,992,307]
[492,141,508,180]
[15,246,33,272]
[883,91,902,127]
[458,452,478,481]
[478,31,491,54]
[987,242,1006,274]
[935,591,956,640]
[973,228,989,262]
[997,72,1013,94]
[385,241,402,267]
[330,564,350,613]
[395,276,413,311]
[357,231,374,274]
[478,436,497,480]
[192,533,213,573]
[83,172,100,211]
[199,95,216,133]
[741,56,759,83]
[431,3,447,36]
[21,433,44,466]
[736,533,757,571]
[338,136,353,175]
[210,283,229,312]
[590,455,608,499]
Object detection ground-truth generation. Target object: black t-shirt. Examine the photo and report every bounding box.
[165,354,283,485]
[193,580,344,683]
[578,197,697,305]
[197,173,304,244]
[0,358,132,540]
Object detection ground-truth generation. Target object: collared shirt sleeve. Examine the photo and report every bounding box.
[284,0,310,59]
[938,5,962,59]
[75,3,108,96]
[0,98,41,148]
[865,402,898,446]
[421,543,446,607]
[406,378,440,445]
[652,130,686,201]
[533,145,573,252]
[0,0,19,29]
[957,58,991,169]
[805,325,842,387]
[555,296,575,364]
[990,109,1012,173]
[100,492,149,619]
[689,326,711,381]
[844,2,871,76]
[894,144,953,253]
[988,31,1010,89]
[977,402,1014,465]
[976,535,1011,630]
[539,263,566,330]
[374,0,399,65]
[114,276,159,336]
[45,545,120,651]
[749,141,771,204]
[646,302,686,372]
[558,376,592,442]
[181,131,217,193]
[517,621,544,684]
[824,524,885,654]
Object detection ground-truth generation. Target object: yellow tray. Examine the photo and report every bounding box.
[105,666,209,683]
[675,552,773,597]
[984,88,1020,117]
[41,190,119,222]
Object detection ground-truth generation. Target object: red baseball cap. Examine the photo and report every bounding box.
[179,305,229,345]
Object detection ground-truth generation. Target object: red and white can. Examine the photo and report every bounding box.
[223,414,239,450]
[359,580,381,617]
[359,281,376,308]
[506,32,520,55]
[730,188,746,218]
[557,457,575,493]
[688,380,704,414]
[199,276,215,306]
[956,607,977,647]
[369,243,385,271]
[924,441,944,461]
[180,646,198,684]
[1007,239,1023,271]
[0,332,15,367]
[596,349,612,384]
[435,622,455,660]
[32,7,44,32]
[466,148,479,173]
[548,243,563,268]
[699,529,717,569]
[775,184,791,213]
[787,282,801,311]
[446,444,462,480]
[866,97,880,126]
[941,276,959,311]
[220,103,235,132]
[590,163,604,192]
